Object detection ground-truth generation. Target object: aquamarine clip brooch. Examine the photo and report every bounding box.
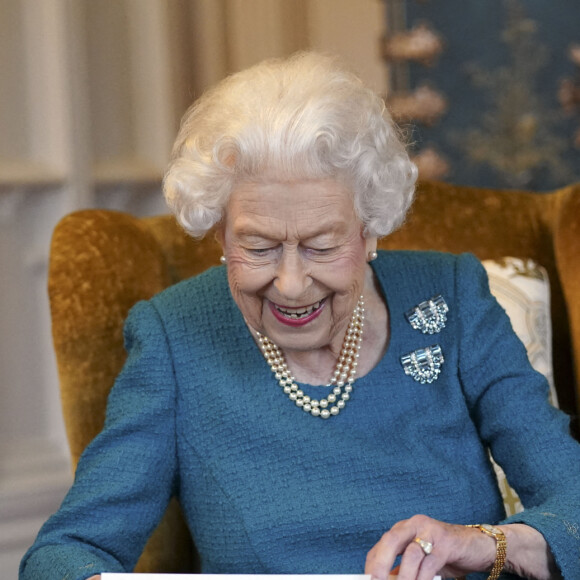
[405,295,449,334]
[401,344,444,384]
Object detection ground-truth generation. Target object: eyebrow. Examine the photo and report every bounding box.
[235,232,280,244]
[232,221,282,239]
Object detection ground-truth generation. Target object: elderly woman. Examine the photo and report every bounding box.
[21,53,580,580]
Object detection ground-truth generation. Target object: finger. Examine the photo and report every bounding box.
[366,517,432,579]
[399,540,450,580]
[366,521,430,579]
[417,550,446,580]
[365,532,399,580]
[397,539,427,580]
[366,516,449,580]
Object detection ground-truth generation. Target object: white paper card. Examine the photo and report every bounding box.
[102,575,440,580]
[102,576,370,580]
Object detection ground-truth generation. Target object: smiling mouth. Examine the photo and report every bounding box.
[274,300,324,320]
[268,298,327,327]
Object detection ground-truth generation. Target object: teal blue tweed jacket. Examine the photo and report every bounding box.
[21,251,580,579]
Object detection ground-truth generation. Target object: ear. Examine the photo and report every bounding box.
[214,226,226,250]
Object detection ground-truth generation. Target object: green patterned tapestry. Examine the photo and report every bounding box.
[384,0,580,189]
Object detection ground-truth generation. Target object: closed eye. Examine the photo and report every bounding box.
[245,247,276,256]
[306,246,337,255]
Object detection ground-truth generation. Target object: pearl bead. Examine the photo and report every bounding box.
[320,399,328,408]
[342,392,350,401]
[333,386,342,395]
[330,406,340,415]
[311,399,320,407]
[327,393,336,403]
[311,407,321,417]
[321,409,331,419]
[337,400,346,409]
[303,403,312,412]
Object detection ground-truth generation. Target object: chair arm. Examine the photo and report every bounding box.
[553,184,580,420]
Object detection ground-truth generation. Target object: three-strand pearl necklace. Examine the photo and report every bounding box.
[256,296,365,419]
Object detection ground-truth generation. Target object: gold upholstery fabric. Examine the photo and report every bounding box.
[48,180,580,572]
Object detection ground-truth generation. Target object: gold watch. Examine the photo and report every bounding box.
[466,524,507,580]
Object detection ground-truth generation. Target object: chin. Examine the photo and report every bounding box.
[264,318,340,354]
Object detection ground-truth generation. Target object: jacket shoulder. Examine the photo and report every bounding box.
[375,250,484,292]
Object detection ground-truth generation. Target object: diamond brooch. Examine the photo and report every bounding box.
[405,294,448,334]
[401,344,445,384]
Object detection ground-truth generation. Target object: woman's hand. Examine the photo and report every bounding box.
[365,515,560,580]
[365,515,495,580]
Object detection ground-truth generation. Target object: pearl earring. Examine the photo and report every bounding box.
[220,255,227,264]
[368,251,378,261]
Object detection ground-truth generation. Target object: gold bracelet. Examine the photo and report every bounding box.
[466,524,507,580]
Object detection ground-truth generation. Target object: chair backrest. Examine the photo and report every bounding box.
[48,179,580,572]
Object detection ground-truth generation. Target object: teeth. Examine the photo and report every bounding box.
[276,300,322,318]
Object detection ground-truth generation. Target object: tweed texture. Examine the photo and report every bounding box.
[23,251,580,580]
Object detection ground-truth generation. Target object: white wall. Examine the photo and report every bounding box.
[0,0,386,576]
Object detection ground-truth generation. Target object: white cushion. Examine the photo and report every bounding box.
[483,257,557,406]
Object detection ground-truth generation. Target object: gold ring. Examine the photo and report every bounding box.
[413,537,433,555]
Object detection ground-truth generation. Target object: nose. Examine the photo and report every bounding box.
[273,248,311,300]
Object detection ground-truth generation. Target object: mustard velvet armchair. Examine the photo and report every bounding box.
[48,179,580,573]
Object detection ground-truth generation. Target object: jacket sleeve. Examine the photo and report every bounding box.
[455,253,580,580]
[20,300,179,580]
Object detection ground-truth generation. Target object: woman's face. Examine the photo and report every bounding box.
[220,179,376,355]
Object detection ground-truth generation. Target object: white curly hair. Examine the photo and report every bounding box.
[163,52,417,238]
